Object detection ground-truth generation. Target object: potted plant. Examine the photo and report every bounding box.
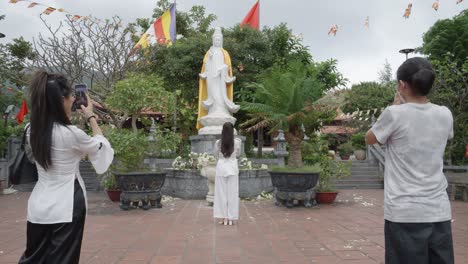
[350,132,366,160]
[102,173,121,202]
[105,73,175,210]
[315,155,352,204]
[243,60,344,208]
[337,141,353,160]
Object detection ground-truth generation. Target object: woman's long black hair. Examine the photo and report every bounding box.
[220,122,234,158]
[29,70,72,170]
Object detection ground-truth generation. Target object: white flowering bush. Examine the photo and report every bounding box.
[172,154,269,170]
[171,152,215,170]
[239,157,268,170]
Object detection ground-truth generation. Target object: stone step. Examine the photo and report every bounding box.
[340,175,381,181]
[335,179,383,185]
[351,166,379,171]
[336,183,384,189]
[350,173,380,178]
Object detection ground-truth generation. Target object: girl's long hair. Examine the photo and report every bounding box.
[220,122,234,158]
[29,70,72,170]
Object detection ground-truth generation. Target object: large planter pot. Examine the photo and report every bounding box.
[114,171,166,210]
[316,192,338,204]
[354,150,366,160]
[106,190,121,202]
[340,154,351,160]
[268,171,319,208]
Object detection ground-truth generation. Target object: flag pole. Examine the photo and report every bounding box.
[172,0,178,132]
[258,0,260,29]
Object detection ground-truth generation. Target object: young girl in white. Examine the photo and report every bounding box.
[213,122,241,226]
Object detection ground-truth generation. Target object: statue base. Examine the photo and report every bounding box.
[190,134,245,156]
[199,114,236,135]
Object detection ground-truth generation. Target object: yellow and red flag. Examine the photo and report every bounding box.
[134,3,176,50]
[42,7,56,15]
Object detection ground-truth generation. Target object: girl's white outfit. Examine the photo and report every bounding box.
[213,138,241,220]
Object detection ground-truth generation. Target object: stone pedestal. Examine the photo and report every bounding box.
[198,114,237,135]
[189,134,245,156]
[200,161,216,206]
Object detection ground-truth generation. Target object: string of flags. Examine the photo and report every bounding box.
[8,0,97,23]
[7,0,466,38]
[343,107,389,122]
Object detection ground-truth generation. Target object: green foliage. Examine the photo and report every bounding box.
[302,135,330,165]
[342,82,394,114]
[316,158,352,192]
[147,126,183,158]
[101,173,119,190]
[0,37,35,87]
[429,58,467,165]
[242,60,339,167]
[337,142,354,156]
[420,10,468,66]
[350,132,366,150]
[420,11,467,165]
[104,128,149,172]
[0,121,27,158]
[106,73,174,132]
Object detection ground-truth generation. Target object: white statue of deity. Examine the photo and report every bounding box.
[196,27,239,135]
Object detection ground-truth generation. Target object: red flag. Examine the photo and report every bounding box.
[16,99,28,124]
[241,1,259,30]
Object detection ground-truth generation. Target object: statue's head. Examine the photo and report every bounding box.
[212,27,223,48]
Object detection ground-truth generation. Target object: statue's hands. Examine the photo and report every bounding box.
[199,72,207,79]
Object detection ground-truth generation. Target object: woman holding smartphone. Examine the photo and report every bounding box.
[19,70,114,264]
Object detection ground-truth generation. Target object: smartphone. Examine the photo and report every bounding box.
[73,84,88,111]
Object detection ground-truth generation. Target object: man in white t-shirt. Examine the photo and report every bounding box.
[366,57,454,264]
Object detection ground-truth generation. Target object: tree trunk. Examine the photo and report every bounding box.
[257,127,263,158]
[131,114,138,133]
[285,125,304,168]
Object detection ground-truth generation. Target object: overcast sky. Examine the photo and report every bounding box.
[1,0,466,85]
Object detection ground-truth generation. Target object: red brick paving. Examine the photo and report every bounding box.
[1,190,467,264]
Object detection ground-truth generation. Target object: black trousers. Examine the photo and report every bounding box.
[385,220,454,264]
[19,180,86,264]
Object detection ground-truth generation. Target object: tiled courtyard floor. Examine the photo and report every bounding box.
[1,190,467,264]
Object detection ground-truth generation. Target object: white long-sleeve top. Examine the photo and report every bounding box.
[26,123,114,224]
[214,138,241,177]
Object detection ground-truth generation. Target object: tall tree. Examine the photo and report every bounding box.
[420,10,468,66]
[0,37,36,87]
[31,15,143,124]
[342,82,394,114]
[378,59,393,84]
[421,10,467,164]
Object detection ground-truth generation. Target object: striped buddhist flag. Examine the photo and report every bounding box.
[71,15,81,22]
[27,2,38,8]
[133,3,176,50]
[42,7,56,15]
[154,3,176,44]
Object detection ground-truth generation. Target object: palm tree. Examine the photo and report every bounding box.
[242,61,337,168]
